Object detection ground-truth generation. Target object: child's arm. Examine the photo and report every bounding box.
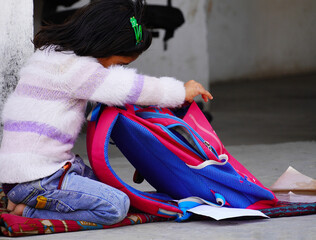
[65,59,211,107]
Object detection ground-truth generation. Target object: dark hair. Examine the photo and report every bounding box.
[33,0,152,58]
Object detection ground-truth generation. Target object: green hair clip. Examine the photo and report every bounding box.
[130,16,142,45]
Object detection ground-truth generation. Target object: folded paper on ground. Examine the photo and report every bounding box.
[271,166,316,202]
[275,191,316,203]
[270,166,316,194]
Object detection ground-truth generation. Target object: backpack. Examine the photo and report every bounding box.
[86,101,277,221]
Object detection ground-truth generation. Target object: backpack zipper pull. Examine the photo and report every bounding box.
[204,140,211,149]
[204,140,219,158]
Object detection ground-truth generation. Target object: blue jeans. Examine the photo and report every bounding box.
[6,156,130,225]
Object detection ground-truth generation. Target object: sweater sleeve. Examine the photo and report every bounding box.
[68,60,185,108]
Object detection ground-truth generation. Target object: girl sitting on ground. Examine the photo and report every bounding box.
[0,0,212,225]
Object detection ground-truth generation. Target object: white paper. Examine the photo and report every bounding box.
[275,191,316,203]
[187,205,269,220]
[270,166,316,192]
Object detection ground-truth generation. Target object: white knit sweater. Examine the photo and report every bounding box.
[0,48,185,183]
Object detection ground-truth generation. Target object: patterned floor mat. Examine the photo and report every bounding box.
[1,188,316,237]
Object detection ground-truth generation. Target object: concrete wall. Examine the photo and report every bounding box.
[130,0,210,92]
[207,0,316,82]
[0,0,34,141]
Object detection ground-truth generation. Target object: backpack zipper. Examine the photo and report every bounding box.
[136,112,219,159]
[155,123,206,160]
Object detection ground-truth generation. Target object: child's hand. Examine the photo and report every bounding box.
[184,80,213,103]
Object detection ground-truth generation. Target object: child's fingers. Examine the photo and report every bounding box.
[202,94,208,102]
[205,90,213,100]
[195,83,213,99]
[201,89,213,102]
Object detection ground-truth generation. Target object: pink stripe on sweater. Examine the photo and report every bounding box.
[15,83,70,100]
[3,120,75,144]
[73,66,109,99]
[125,74,144,104]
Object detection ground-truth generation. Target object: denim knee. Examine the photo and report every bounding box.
[101,192,130,225]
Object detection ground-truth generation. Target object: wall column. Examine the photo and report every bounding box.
[0,0,34,141]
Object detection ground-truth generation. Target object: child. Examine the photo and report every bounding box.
[0,0,212,225]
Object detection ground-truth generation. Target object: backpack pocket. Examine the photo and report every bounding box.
[156,123,207,160]
[137,111,219,161]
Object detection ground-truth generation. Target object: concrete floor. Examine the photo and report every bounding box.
[1,74,316,239]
